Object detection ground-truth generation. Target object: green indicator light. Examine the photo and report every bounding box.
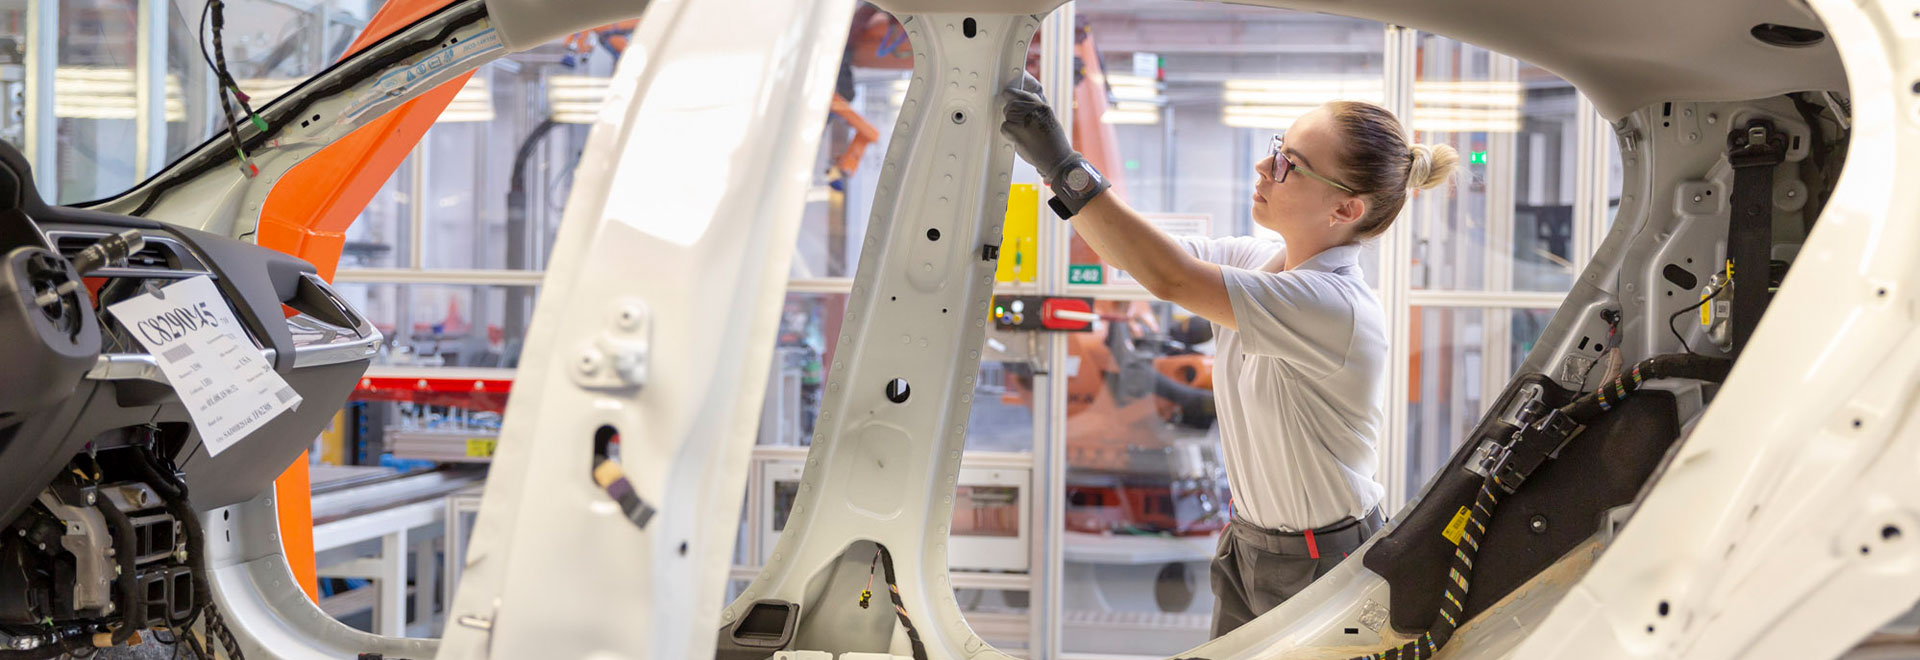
[1469,151,1488,165]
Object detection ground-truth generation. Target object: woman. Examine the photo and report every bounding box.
[998,75,1457,637]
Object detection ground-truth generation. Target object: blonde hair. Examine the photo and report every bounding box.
[1323,101,1460,241]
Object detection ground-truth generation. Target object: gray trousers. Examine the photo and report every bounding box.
[1209,509,1384,638]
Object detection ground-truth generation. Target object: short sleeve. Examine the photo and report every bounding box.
[1173,236,1282,270]
[1220,266,1354,378]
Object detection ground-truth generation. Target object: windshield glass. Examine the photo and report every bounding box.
[0,0,368,204]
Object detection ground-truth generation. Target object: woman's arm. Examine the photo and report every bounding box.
[1070,193,1238,331]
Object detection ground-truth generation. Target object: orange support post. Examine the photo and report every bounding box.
[257,0,469,602]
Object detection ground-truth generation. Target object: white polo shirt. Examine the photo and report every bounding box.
[1177,236,1387,532]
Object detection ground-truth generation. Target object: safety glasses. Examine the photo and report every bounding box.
[1265,134,1357,194]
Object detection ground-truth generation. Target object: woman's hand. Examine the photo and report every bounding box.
[998,73,1076,179]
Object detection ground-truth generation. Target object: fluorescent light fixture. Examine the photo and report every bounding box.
[1225,78,1385,98]
[1412,119,1522,133]
[1412,104,1522,133]
[547,75,612,124]
[53,67,186,121]
[1102,99,1161,124]
[547,74,612,124]
[436,77,493,123]
[1221,104,1313,129]
[1221,78,1523,132]
[1101,109,1159,125]
[1105,74,1162,104]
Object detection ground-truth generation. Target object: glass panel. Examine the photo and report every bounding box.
[793,8,1043,281]
[1056,5,1386,652]
[955,588,1029,652]
[756,291,1035,451]
[170,0,362,155]
[758,292,842,446]
[0,5,26,151]
[1073,5,1386,294]
[164,1,215,164]
[332,282,537,368]
[1403,306,1555,498]
[1057,298,1225,654]
[1605,119,1624,225]
[1409,35,1580,293]
[54,0,139,203]
[741,290,1035,646]
[341,153,413,268]
[418,58,603,271]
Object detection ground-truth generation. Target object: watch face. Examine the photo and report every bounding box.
[1066,167,1092,193]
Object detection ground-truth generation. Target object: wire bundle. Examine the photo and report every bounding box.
[198,0,266,177]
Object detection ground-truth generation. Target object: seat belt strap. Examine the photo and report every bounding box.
[1726,119,1788,355]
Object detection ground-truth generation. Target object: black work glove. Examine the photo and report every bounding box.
[999,72,1109,218]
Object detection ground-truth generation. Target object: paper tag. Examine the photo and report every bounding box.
[107,277,302,457]
[1442,506,1472,545]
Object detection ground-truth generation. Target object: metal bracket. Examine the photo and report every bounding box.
[1482,405,1584,494]
[571,301,651,390]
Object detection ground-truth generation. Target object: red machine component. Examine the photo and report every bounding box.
[1039,297,1096,331]
[350,374,514,413]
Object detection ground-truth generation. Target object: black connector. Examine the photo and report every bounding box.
[1484,407,1582,494]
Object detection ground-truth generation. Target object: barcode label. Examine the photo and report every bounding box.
[274,387,298,403]
[161,344,196,361]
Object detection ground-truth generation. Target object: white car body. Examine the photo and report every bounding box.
[96,0,1918,658]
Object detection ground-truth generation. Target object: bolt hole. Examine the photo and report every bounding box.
[1853,419,1863,429]
[1912,81,1920,95]
[1878,288,1888,297]
[223,511,230,521]
[885,378,911,404]
[942,308,948,314]
[1658,601,1670,617]
[312,114,321,122]
[963,17,977,38]
[928,228,941,241]
[679,541,689,555]
[890,296,897,301]
[1705,190,1713,196]
[1647,625,1656,634]
[450,36,458,44]
[952,110,967,124]
[1884,525,1903,541]
[1863,545,1873,555]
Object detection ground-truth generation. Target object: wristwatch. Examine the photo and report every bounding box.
[1046,158,1110,219]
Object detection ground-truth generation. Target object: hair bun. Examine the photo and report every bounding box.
[1406,143,1460,191]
